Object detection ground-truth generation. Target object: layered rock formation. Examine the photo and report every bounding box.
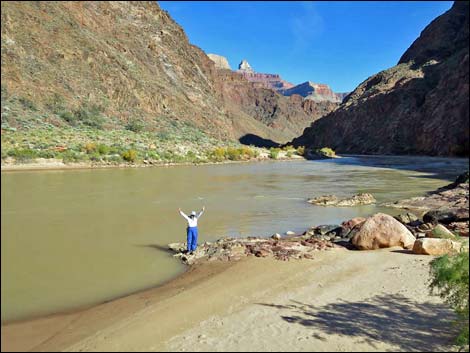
[281,81,341,103]
[235,59,294,92]
[207,54,231,70]
[238,59,254,73]
[1,1,336,144]
[292,1,469,156]
[214,68,338,141]
[234,59,345,103]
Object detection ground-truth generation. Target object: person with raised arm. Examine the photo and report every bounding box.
[178,206,205,254]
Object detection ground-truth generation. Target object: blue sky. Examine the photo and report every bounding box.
[159,1,453,92]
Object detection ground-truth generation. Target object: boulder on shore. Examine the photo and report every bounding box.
[394,212,419,225]
[426,224,457,239]
[423,209,468,225]
[412,238,462,256]
[351,213,416,250]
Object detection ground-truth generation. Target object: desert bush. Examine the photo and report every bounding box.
[125,119,145,133]
[83,142,97,154]
[121,149,137,162]
[269,147,281,159]
[59,111,78,126]
[282,145,295,151]
[317,147,336,157]
[226,147,242,161]
[7,148,39,162]
[88,152,102,162]
[37,150,57,159]
[74,103,105,129]
[240,146,256,159]
[210,147,227,162]
[186,150,197,161]
[296,146,305,156]
[104,154,123,163]
[430,252,469,349]
[97,144,110,155]
[61,150,85,163]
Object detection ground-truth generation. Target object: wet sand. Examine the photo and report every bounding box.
[1,248,458,352]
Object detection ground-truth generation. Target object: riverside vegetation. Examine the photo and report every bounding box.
[430,252,469,350]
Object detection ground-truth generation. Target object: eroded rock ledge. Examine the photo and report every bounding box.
[168,236,341,265]
[308,193,376,206]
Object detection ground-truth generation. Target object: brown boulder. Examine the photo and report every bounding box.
[412,238,462,255]
[341,217,367,230]
[351,213,416,250]
[426,224,457,239]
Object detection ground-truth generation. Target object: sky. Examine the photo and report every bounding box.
[158,1,453,93]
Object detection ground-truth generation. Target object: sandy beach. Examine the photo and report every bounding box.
[1,247,458,352]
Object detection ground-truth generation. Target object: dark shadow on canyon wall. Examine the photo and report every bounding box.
[239,134,280,148]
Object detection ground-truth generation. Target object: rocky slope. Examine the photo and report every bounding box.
[1,1,334,145]
[292,1,469,156]
[215,68,338,142]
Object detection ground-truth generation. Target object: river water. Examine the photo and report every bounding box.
[1,155,467,322]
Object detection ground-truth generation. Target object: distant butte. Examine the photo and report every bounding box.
[207,56,347,103]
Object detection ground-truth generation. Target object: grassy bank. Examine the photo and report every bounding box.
[1,126,305,168]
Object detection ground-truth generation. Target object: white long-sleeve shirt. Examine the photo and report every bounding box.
[179,210,204,227]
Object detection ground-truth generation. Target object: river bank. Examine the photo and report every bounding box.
[0,154,304,172]
[1,248,459,352]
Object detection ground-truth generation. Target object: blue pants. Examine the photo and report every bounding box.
[187,227,198,252]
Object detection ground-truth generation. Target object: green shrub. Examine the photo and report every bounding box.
[83,142,97,154]
[156,131,171,141]
[317,147,336,157]
[59,111,78,126]
[62,150,85,163]
[269,147,281,159]
[7,148,39,162]
[210,147,227,162]
[97,144,110,155]
[146,151,160,160]
[121,149,137,162]
[37,150,57,159]
[296,146,305,156]
[240,146,256,159]
[73,103,105,129]
[430,252,469,349]
[126,119,145,133]
[282,145,294,151]
[104,154,123,163]
[186,150,197,161]
[226,147,242,161]
[88,152,102,162]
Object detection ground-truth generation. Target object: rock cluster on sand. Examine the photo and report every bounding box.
[308,193,376,206]
[382,178,469,215]
[168,236,339,265]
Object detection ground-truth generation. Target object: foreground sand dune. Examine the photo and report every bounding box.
[2,248,458,352]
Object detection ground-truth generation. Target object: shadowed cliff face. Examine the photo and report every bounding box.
[292,1,469,157]
[0,1,337,143]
